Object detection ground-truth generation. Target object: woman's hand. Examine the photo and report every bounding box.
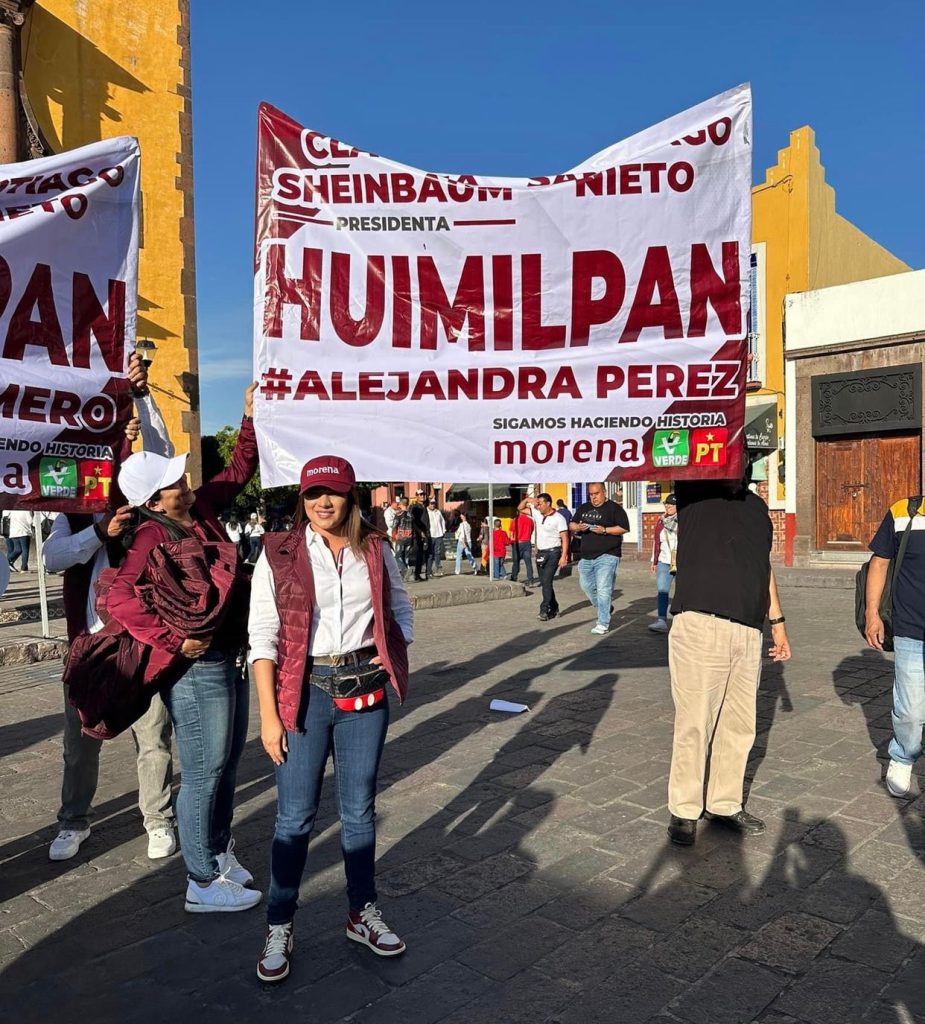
[244,381,257,418]
[180,637,211,659]
[126,353,149,395]
[650,562,657,574]
[261,714,288,765]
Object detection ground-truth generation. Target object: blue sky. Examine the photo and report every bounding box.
[191,1,924,433]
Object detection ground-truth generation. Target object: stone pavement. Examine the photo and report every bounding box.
[0,564,922,1023]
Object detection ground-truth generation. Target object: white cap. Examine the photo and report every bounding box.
[118,451,189,507]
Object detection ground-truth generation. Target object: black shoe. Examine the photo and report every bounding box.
[668,815,697,846]
[413,576,425,582]
[704,809,766,836]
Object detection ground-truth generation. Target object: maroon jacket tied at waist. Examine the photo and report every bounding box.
[108,416,258,655]
[263,526,409,732]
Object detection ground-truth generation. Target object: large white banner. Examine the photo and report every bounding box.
[254,85,751,484]
[0,137,139,512]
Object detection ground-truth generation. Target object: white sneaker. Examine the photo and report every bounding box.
[648,619,669,634]
[185,875,262,913]
[216,837,254,886]
[147,826,177,860]
[590,624,609,636]
[49,828,91,861]
[886,760,913,798]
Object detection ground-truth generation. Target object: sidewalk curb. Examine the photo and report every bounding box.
[0,637,66,667]
[409,581,528,609]
[0,583,529,665]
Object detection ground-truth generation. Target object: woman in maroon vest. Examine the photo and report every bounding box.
[249,455,413,984]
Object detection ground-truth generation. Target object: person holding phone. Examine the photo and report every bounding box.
[249,455,413,984]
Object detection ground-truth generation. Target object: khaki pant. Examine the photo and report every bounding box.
[668,611,762,819]
[59,685,174,832]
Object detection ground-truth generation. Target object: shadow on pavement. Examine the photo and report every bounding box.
[1,599,829,1023]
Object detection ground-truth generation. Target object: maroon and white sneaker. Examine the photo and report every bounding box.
[256,922,293,983]
[346,902,406,957]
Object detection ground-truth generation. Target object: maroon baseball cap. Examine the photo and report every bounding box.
[299,455,356,494]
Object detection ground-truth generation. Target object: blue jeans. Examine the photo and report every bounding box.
[656,561,674,619]
[889,636,925,765]
[8,536,29,570]
[510,541,534,583]
[492,556,507,579]
[578,553,620,627]
[427,536,446,576]
[161,654,249,883]
[455,541,476,573]
[268,678,389,924]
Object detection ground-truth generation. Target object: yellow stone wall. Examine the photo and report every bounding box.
[753,126,909,400]
[21,0,200,480]
[753,126,909,500]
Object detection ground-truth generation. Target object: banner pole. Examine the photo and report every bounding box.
[34,515,50,639]
[487,484,494,581]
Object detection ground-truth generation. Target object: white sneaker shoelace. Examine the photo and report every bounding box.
[261,924,292,967]
[359,903,398,941]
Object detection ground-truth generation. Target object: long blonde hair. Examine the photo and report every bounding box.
[293,487,386,555]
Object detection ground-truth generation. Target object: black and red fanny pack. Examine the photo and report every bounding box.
[309,662,389,712]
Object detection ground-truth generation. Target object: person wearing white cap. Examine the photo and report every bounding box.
[44,354,178,863]
[107,384,263,914]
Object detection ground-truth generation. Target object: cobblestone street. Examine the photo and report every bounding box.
[1,565,922,1023]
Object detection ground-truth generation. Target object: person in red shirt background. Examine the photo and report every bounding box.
[508,506,535,585]
[491,518,510,580]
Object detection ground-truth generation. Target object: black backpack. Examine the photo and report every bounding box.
[855,496,923,652]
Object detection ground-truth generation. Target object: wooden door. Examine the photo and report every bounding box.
[816,433,921,550]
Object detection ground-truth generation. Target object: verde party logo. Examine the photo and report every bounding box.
[651,429,690,469]
[39,457,78,498]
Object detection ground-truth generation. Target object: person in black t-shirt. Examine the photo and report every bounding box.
[666,468,791,848]
[409,492,432,582]
[866,496,925,799]
[570,484,630,635]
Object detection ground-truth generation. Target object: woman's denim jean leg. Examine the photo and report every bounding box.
[268,677,389,924]
[455,541,476,573]
[162,654,249,883]
[889,636,925,765]
[656,561,674,619]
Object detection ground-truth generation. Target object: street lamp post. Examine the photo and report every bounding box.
[134,338,157,368]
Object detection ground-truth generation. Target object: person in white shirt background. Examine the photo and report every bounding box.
[454,511,478,574]
[426,497,447,577]
[245,512,265,563]
[42,354,178,863]
[6,510,35,572]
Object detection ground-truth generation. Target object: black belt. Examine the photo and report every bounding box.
[688,610,755,630]
[311,645,377,667]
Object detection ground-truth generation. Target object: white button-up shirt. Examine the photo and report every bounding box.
[248,528,413,664]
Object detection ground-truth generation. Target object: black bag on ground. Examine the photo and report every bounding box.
[855,495,922,652]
